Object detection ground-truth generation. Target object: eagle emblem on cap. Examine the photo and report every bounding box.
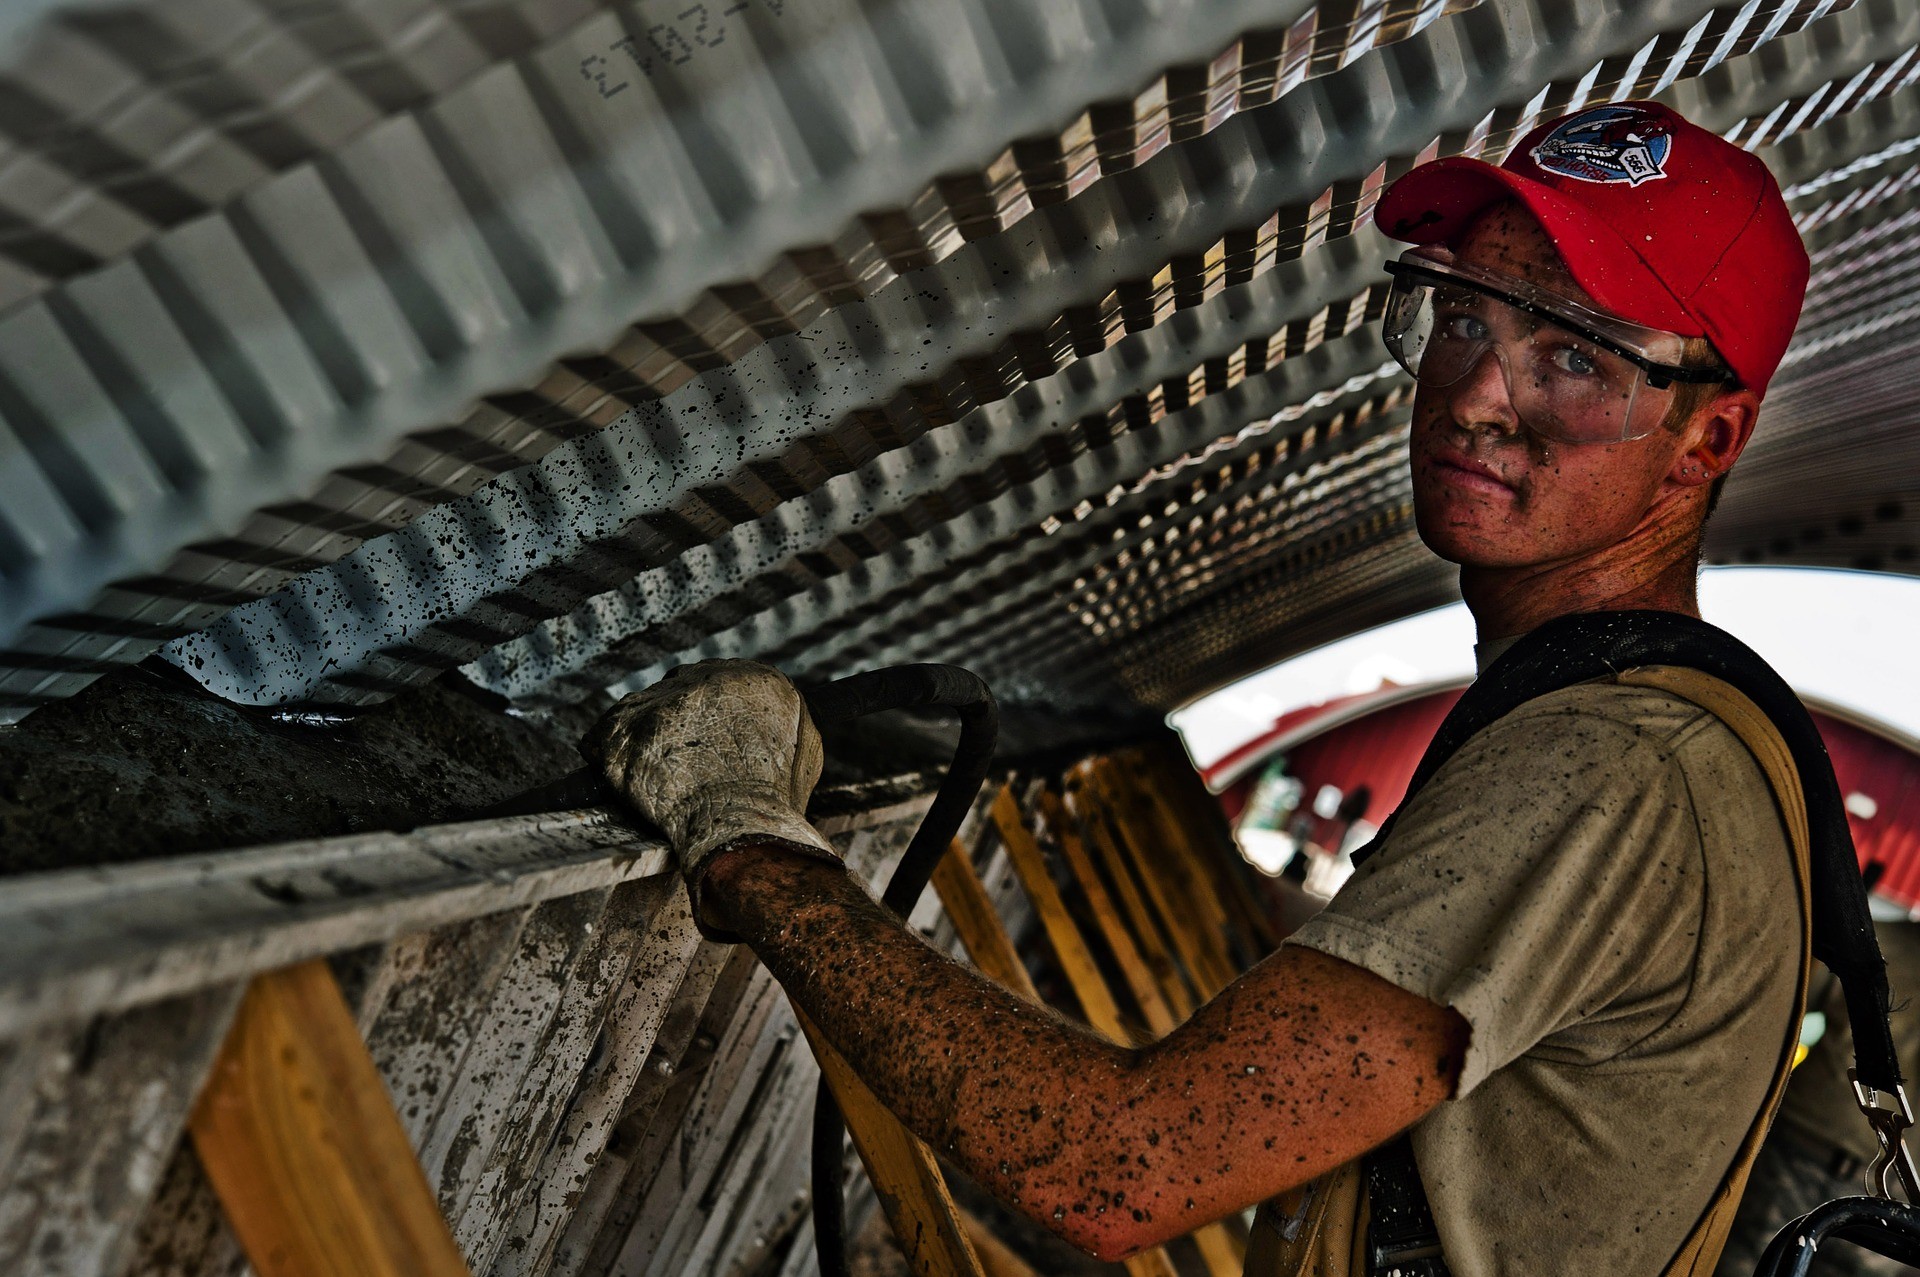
[1530,105,1672,186]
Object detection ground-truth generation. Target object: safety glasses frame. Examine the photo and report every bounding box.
[1382,254,1736,391]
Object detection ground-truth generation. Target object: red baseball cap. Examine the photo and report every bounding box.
[1373,101,1809,397]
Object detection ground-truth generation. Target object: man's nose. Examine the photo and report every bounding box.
[1443,346,1522,438]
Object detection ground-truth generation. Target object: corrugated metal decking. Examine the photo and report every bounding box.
[0,0,1470,715]
[2,0,1916,727]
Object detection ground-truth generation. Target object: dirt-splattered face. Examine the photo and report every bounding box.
[1407,201,1706,569]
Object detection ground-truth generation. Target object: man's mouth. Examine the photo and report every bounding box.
[1427,451,1517,499]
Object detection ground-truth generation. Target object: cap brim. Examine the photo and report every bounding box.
[1375,157,1702,338]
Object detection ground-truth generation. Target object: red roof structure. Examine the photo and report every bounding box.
[1212,683,1920,909]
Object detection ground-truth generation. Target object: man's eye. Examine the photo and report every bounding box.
[1436,313,1488,342]
[1549,345,1600,377]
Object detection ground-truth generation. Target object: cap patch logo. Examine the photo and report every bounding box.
[1530,105,1672,186]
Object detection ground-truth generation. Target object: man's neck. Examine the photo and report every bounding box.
[1460,531,1703,645]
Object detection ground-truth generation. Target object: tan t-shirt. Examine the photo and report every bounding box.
[1286,680,1801,1277]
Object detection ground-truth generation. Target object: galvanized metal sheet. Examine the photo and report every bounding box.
[151,0,1801,717]
[4,0,1917,728]
[4,0,1402,717]
[471,240,1401,703]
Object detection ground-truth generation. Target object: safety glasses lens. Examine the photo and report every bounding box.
[1382,274,1677,444]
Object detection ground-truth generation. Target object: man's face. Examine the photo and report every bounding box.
[1406,203,1701,570]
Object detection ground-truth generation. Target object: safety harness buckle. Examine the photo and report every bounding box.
[1849,1068,1920,1203]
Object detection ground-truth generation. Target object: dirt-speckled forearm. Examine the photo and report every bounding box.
[702,845,1465,1261]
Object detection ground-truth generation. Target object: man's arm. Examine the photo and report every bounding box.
[704,845,1467,1261]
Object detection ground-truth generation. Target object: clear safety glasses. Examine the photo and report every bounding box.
[1381,252,1734,445]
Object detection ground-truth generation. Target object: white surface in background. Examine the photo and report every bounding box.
[1171,568,1920,769]
[1170,606,1476,769]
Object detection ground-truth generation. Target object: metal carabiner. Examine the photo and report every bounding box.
[1850,1069,1920,1203]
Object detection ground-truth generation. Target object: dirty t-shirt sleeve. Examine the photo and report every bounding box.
[1285,691,1703,1095]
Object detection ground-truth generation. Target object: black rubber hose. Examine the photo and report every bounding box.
[801,664,1001,913]
[468,663,1000,1276]
[800,664,999,1277]
[1751,1195,1920,1273]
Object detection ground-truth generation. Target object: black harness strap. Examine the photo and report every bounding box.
[1347,610,1898,1275]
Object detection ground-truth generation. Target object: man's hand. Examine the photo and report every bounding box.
[582,659,842,939]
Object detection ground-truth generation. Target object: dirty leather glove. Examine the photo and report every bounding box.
[582,659,840,941]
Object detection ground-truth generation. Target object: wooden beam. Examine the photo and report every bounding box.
[1031,788,1181,1036]
[988,786,1130,1040]
[1149,751,1286,958]
[1065,776,1199,1018]
[1082,762,1235,998]
[1107,761,1237,996]
[932,839,1043,1003]
[796,1010,985,1277]
[1125,1243,1185,1277]
[0,795,924,1040]
[1194,1218,1250,1273]
[1059,770,1249,1277]
[189,959,473,1277]
[956,1207,1043,1277]
[1121,756,1236,956]
[1121,754,1239,939]
[987,788,1249,1277]
[945,799,1184,1277]
[1102,756,1239,995]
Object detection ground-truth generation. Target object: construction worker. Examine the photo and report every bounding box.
[588,101,1812,1274]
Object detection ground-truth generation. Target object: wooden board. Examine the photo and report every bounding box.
[189,960,469,1277]
[0,1024,67,1197]
[1080,763,1229,999]
[548,940,751,1277]
[456,880,679,1272]
[361,909,535,1145]
[957,1207,1042,1277]
[953,794,1185,1277]
[1144,745,1283,960]
[609,815,929,1274]
[122,1141,249,1277]
[3,791,939,1277]
[1065,777,1199,1019]
[418,889,616,1225]
[0,810,669,1039]
[603,968,797,1275]
[1077,763,1252,1277]
[0,791,935,1041]
[1105,756,1240,991]
[122,927,463,1277]
[0,985,242,1277]
[1194,1219,1250,1274]
[671,1053,820,1275]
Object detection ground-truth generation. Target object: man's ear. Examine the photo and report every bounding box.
[1669,388,1760,490]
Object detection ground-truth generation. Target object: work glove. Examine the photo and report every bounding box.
[582,659,841,941]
